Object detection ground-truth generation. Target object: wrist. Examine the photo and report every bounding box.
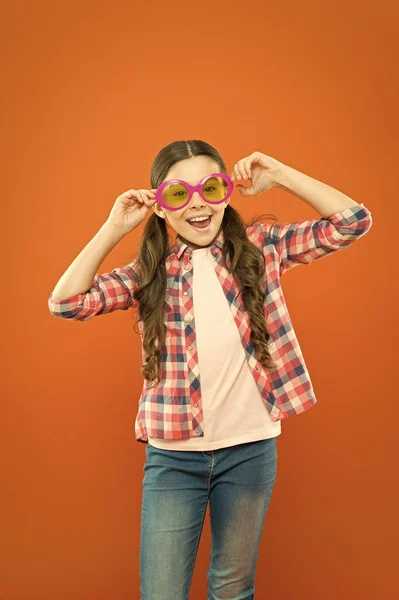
[100,220,127,242]
[272,164,294,190]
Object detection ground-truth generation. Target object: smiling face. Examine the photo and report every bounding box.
[152,155,230,250]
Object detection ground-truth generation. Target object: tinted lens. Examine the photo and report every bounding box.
[161,182,189,209]
[202,176,229,203]
[161,176,229,209]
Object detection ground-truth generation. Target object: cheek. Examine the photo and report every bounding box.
[213,210,225,222]
[166,214,186,230]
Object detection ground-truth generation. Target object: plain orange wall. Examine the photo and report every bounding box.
[1,1,397,599]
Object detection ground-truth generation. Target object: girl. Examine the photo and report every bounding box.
[48,140,372,600]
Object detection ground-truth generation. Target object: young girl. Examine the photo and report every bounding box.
[48,140,372,600]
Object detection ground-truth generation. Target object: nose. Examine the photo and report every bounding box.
[188,190,206,208]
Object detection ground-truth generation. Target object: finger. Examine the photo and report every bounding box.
[135,190,146,204]
[244,159,252,179]
[142,191,154,206]
[141,190,157,206]
[122,190,139,204]
[232,165,241,180]
[237,161,248,180]
[142,189,156,198]
[145,192,157,205]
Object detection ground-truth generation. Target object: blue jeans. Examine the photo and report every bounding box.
[140,436,278,600]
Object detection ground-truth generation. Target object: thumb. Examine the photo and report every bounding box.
[237,185,251,195]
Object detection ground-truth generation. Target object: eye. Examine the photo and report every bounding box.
[205,186,216,192]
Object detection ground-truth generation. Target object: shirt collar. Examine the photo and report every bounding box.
[170,227,225,259]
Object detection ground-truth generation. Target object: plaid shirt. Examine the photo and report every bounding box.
[48,203,372,444]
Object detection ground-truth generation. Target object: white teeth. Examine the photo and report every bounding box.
[188,216,210,223]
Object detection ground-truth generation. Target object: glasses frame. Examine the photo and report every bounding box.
[155,172,233,211]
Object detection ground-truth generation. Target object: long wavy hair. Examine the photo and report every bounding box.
[132,139,278,387]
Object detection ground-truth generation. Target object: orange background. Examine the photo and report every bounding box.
[1,1,397,598]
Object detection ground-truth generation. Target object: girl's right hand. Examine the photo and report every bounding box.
[106,188,158,235]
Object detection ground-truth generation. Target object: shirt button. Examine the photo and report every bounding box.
[185,316,192,322]
[183,291,188,296]
[193,402,198,408]
[190,374,195,381]
[188,346,193,351]
[184,265,190,270]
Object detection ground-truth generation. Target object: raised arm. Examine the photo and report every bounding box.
[255,203,373,277]
[48,187,157,319]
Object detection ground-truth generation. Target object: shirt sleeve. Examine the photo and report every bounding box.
[257,203,373,277]
[48,258,140,320]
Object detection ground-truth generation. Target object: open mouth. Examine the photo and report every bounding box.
[186,216,212,231]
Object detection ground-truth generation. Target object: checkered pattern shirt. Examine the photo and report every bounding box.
[48,203,373,443]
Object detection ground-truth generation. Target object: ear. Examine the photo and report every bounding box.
[152,203,166,219]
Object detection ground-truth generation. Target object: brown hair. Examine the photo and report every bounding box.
[132,139,278,387]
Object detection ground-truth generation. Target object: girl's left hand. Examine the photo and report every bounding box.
[230,151,286,195]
